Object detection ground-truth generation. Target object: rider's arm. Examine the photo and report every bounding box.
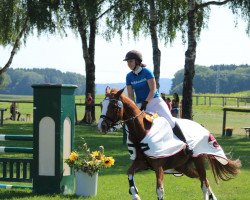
[146,78,157,103]
[127,85,135,102]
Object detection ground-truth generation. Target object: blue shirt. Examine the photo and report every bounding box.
[126,67,159,103]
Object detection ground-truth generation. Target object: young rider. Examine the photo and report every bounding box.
[124,50,192,155]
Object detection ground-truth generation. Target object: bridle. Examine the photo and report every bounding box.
[100,98,143,130]
[100,98,124,129]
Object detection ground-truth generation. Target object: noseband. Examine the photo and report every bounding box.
[100,98,123,128]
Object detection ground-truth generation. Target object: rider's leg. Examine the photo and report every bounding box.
[172,123,193,155]
[146,97,193,155]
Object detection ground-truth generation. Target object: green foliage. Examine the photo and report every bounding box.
[26,0,61,34]
[104,0,188,44]
[0,0,27,46]
[228,0,250,35]
[170,64,250,94]
[0,68,86,95]
[0,73,11,89]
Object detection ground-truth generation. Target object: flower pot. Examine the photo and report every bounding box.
[75,171,98,197]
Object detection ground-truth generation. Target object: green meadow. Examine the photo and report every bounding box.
[0,94,249,199]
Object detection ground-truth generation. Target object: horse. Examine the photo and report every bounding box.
[97,87,241,200]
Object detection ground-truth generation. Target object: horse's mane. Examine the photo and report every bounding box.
[111,88,140,112]
[110,88,153,130]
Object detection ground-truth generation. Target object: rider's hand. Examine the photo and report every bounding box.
[140,100,148,111]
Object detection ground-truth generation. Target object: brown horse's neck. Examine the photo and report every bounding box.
[120,94,151,142]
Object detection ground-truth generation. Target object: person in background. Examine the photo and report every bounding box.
[171,93,180,118]
[10,102,21,121]
[166,97,172,111]
[124,50,192,155]
[85,93,94,124]
[160,93,166,103]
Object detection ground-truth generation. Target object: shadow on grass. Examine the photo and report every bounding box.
[0,190,85,200]
[0,123,33,134]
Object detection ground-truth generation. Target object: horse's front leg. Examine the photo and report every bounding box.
[155,167,164,200]
[128,174,140,200]
[127,159,148,200]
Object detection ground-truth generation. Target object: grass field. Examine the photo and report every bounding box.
[0,94,249,199]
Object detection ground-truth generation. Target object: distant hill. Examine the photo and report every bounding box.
[95,78,172,94]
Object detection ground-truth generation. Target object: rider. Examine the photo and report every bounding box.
[124,50,192,155]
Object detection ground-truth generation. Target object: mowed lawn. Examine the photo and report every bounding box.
[0,96,249,199]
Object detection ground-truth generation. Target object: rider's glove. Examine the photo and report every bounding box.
[140,100,148,111]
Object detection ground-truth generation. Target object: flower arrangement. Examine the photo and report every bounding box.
[65,138,115,176]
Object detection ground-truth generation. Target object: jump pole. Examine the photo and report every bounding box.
[0,134,33,153]
[0,134,33,141]
[0,184,32,189]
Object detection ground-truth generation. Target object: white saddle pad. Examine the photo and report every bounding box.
[127,117,228,165]
[176,118,228,164]
[127,117,186,160]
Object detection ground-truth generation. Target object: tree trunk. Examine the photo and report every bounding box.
[149,0,161,89]
[73,1,96,123]
[182,0,197,119]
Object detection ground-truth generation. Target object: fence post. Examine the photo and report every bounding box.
[222,108,227,136]
[32,84,77,194]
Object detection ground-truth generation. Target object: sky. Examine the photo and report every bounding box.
[0,6,250,84]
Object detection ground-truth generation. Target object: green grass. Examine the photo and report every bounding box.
[1,122,250,199]
[0,93,250,199]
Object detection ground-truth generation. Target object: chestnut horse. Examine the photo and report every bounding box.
[98,88,241,200]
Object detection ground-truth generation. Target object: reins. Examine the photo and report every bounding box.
[120,111,144,138]
[101,97,144,129]
[122,111,144,125]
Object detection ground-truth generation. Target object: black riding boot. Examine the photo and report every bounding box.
[172,124,193,156]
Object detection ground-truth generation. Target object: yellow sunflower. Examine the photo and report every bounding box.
[69,151,78,161]
[91,151,100,159]
[103,156,115,168]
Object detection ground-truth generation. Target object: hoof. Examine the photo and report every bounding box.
[132,194,141,200]
[209,193,217,200]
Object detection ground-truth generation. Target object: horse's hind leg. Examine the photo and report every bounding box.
[155,167,164,200]
[202,183,217,200]
[193,156,217,200]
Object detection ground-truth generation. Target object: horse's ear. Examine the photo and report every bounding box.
[115,87,126,98]
[105,86,111,97]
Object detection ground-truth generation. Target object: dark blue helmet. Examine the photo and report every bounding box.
[123,50,142,62]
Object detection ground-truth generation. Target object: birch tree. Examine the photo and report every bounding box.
[182,0,250,119]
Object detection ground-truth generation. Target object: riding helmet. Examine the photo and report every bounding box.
[123,50,142,62]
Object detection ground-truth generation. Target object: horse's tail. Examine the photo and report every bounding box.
[207,155,241,183]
